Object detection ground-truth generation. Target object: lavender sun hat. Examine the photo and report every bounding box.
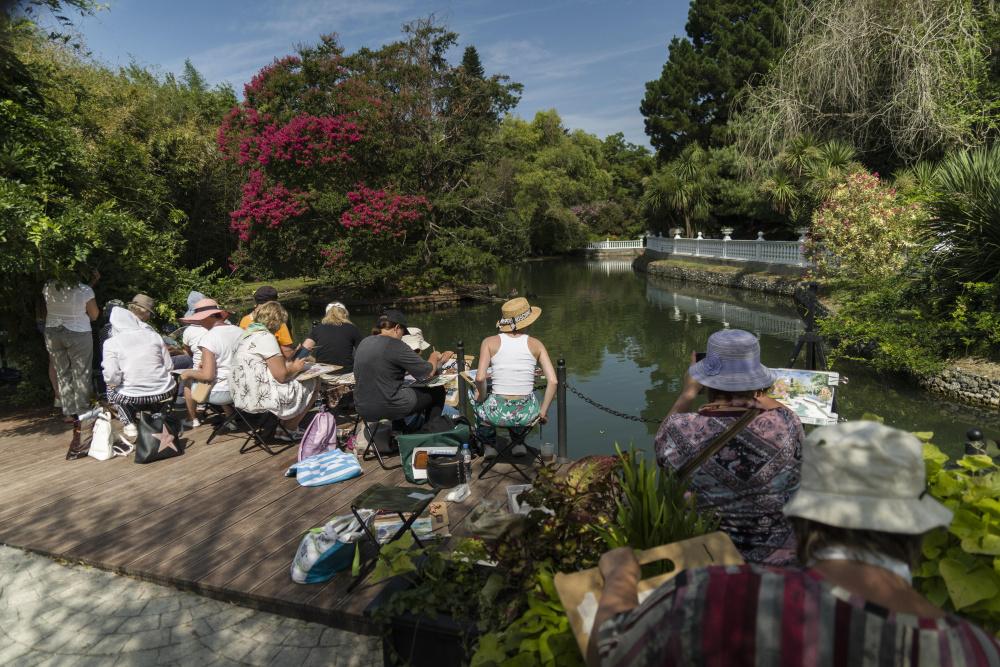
[689,329,776,392]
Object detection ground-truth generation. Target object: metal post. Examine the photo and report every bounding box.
[457,340,468,419]
[557,358,568,462]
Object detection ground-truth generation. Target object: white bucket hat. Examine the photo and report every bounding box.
[401,327,431,352]
[783,421,953,534]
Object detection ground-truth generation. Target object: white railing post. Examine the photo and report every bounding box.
[755,231,764,262]
[721,227,733,259]
[695,231,703,257]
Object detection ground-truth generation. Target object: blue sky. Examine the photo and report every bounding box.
[73,0,689,147]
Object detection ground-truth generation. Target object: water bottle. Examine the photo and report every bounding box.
[460,443,473,485]
[447,444,474,502]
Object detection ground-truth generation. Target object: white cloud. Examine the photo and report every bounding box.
[481,39,551,71]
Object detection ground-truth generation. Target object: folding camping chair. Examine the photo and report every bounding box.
[356,415,401,470]
[348,483,438,592]
[456,371,541,482]
[206,408,296,455]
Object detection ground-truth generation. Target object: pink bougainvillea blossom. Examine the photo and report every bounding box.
[339,184,431,238]
[229,170,309,241]
[217,106,275,164]
[256,114,362,167]
[244,55,302,100]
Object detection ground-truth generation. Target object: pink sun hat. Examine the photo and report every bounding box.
[180,298,229,323]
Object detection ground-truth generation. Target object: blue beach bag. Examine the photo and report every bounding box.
[290,511,372,584]
[285,448,362,487]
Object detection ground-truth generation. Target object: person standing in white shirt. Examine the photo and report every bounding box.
[43,270,100,460]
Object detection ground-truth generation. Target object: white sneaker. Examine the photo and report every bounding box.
[182,418,201,430]
[123,423,137,439]
[483,445,498,459]
[511,444,528,456]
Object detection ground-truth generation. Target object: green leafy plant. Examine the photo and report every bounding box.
[597,446,719,574]
[491,457,621,592]
[471,570,581,667]
[917,442,1000,637]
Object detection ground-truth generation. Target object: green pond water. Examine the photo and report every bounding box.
[288,258,998,459]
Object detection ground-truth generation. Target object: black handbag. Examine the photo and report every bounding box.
[134,411,185,464]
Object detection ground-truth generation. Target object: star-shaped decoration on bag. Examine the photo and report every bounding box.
[151,425,177,454]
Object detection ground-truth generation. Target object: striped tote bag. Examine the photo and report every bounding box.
[285,448,362,487]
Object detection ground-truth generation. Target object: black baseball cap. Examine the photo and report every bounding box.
[380,309,411,335]
[253,285,279,304]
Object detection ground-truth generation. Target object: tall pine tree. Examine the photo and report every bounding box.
[641,0,786,158]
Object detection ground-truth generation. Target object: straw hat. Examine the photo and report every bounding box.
[401,327,431,352]
[497,297,541,333]
[129,294,156,314]
[783,421,953,534]
[180,298,229,323]
[689,329,775,392]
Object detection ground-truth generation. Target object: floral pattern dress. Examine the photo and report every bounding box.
[654,406,804,566]
[232,328,315,419]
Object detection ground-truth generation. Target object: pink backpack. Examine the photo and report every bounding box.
[297,408,338,461]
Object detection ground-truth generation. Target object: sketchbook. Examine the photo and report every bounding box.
[766,368,839,425]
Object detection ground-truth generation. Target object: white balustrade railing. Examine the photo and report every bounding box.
[585,238,645,250]
[643,232,808,267]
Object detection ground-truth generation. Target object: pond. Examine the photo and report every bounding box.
[288,258,1000,459]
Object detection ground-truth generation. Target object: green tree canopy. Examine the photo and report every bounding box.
[640,0,786,159]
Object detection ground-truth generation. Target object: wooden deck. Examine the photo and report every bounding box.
[0,408,534,635]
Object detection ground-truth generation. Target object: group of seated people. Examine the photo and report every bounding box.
[73,279,558,459]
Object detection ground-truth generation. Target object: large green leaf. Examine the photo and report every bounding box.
[938,558,1000,609]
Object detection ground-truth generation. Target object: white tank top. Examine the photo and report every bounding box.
[490,334,537,396]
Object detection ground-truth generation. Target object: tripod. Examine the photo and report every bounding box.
[788,282,828,371]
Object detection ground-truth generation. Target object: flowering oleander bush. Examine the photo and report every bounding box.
[805,171,927,282]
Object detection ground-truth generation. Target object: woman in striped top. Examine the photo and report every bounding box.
[591,422,1000,667]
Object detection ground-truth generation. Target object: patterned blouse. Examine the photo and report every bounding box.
[597,564,1000,667]
[655,406,804,566]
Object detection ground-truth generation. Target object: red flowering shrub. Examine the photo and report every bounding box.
[340,184,431,238]
[229,170,309,241]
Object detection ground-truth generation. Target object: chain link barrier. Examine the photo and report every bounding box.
[565,382,661,424]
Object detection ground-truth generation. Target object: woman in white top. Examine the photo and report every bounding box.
[43,271,99,460]
[177,298,242,428]
[231,301,316,439]
[472,298,557,457]
[102,306,176,438]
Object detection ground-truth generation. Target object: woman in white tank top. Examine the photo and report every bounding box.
[472,298,558,457]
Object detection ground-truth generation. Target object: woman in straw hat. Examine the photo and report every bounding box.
[472,297,557,458]
[655,328,804,566]
[589,421,1000,666]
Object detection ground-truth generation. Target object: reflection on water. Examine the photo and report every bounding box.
[290,258,998,458]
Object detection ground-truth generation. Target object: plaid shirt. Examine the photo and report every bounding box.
[597,565,1000,667]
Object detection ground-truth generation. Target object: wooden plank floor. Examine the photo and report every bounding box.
[0,407,540,635]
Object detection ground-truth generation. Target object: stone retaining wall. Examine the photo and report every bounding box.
[636,258,803,297]
[920,368,1000,409]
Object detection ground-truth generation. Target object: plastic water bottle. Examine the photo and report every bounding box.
[460,443,473,485]
[447,444,474,502]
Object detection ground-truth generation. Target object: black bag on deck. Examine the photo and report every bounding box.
[134,411,185,464]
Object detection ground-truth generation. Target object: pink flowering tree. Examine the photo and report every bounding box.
[216,26,520,287]
[805,170,927,282]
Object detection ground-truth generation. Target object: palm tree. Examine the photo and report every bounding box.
[641,146,713,237]
[761,169,798,216]
[924,144,1000,290]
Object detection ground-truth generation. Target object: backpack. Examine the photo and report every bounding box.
[298,407,337,461]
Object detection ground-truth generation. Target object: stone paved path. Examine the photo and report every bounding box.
[0,546,381,666]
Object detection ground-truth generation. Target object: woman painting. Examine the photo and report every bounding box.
[231,301,316,439]
[301,302,362,372]
[655,328,803,566]
[472,298,558,458]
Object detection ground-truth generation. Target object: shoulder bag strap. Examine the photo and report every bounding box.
[676,408,762,483]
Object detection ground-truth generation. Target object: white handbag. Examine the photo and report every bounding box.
[87,409,114,461]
